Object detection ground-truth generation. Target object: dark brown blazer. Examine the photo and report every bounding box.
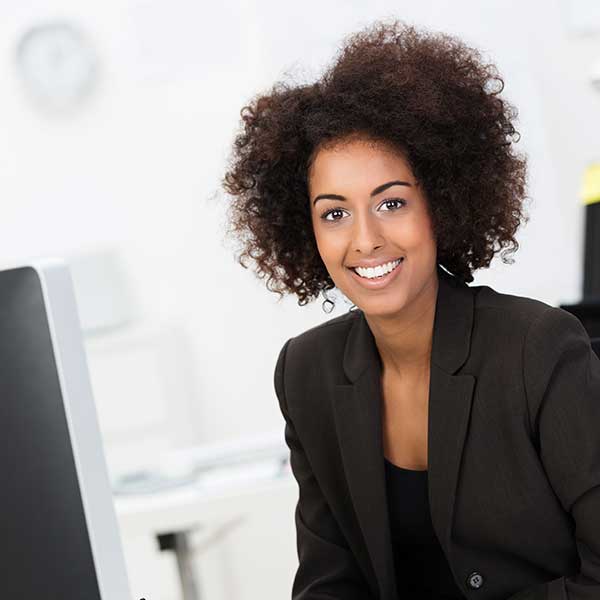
[273,265,600,600]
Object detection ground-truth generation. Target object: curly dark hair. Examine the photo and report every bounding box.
[221,18,529,309]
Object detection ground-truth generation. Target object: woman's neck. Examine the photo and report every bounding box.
[364,272,438,380]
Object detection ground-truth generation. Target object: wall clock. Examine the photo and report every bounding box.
[15,21,99,113]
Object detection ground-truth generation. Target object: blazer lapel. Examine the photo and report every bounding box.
[333,265,476,599]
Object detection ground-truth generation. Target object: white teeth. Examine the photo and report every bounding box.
[355,258,402,279]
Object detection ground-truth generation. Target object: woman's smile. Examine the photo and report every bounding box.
[348,256,405,290]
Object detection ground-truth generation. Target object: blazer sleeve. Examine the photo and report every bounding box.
[509,306,600,600]
[274,338,376,600]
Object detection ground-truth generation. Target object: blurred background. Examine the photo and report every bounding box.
[2,0,600,598]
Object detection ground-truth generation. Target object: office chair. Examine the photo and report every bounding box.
[591,337,600,359]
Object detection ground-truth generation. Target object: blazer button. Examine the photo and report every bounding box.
[466,571,484,590]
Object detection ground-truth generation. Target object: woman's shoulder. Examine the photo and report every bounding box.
[280,310,358,378]
[469,281,589,356]
[471,281,559,327]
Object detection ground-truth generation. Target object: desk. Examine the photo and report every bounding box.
[114,457,295,600]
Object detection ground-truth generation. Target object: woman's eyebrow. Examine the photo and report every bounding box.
[312,180,412,206]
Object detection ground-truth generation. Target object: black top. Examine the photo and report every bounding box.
[384,458,467,599]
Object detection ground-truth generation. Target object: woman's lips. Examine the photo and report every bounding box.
[347,257,404,290]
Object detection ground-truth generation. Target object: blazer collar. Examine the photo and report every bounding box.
[342,263,474,382]
[334,264,476,599]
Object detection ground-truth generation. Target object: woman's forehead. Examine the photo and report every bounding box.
[308,140,413,185]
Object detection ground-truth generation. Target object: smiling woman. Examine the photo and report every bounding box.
[221,17,528,312]
[217,17,600,600]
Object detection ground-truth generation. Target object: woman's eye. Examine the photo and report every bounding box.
[320,198,405,222]
[379,198,406,211]
[321,208,347,221]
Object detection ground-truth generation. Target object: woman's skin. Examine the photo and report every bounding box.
[308,137,440,468]
[308,136,439,381]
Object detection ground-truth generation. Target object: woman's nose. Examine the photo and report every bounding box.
[350,212,384,254]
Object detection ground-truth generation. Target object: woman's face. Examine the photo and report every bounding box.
[308,137,438,318]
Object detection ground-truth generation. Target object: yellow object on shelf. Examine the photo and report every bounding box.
[581,163,600,205]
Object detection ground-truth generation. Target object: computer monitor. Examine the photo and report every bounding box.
[0,257,133,599]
